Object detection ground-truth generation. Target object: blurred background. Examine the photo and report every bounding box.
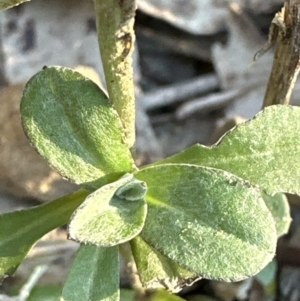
[1,0,300,300]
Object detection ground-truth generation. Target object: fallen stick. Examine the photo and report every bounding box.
[140,74,219,110]
[175,89,241,120]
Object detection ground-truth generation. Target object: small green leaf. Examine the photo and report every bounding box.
[120,289,136,301]
[135,164,277,281]
[262,193,291,237]
[21,66,135,189]
[149,290,186,301]
[255,259,277,286]
[130,236,199,293]
[0,189,88,278]
[61,244,119,301]
[151,105,300,195]
[68,174,148,246]
[0,0,29,10]
[115,177,147,201]
[28,285,61,301]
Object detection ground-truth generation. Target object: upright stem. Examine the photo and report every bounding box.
[94,0,136,150]
[262,0,300,107]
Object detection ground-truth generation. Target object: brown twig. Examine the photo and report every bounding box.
[261,0,300,107]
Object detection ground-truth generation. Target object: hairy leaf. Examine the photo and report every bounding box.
[130,236,199,293]
[135,164,277,281]
[68,174,147,246]
[0,0,29,10]
[61,244,119,301]
[21,66,135,189]
[151,105,300,195]
[0,189,88,278]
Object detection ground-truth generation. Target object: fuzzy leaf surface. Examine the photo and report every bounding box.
[61,244,119,301]
[130,236,199,293]
[68,174,147,246]
[0,189,88,278]
[262,193,291,237]
[135,164,277,281]
[21,66,135,189]
[152,105,300,195]
[0,0,29,10]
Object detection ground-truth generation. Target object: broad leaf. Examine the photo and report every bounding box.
[21,66,135,189]
[68,174,147,246]
[0,0,29,10]
[135,164,277,281]
[61,244,119,301]
[0,189,88,278]
[262,193,291,237]
[151,105,300,195]
[130,236,199,293]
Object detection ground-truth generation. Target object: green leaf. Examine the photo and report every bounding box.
[0,189,88,278]
[61,244,119,301]
[115,176,148,201]
[120,289,135,301]
[135,164,277,281]
[130,236,199,293]
[151,105,300,195]
[68,174,147,246]
[255,259,277,296]
[0,0,29,10]
[21,66,135,189]
[28,285,61,301]
[262,193,291,237]
[149,290,185,301]
[255,259,277,286]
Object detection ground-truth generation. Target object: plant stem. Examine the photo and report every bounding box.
[261,0,300,107]
[94,0,136,150]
